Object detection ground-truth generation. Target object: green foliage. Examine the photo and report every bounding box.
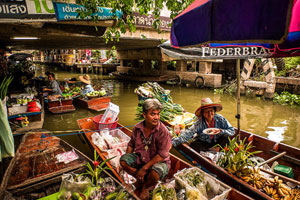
[273,91,300,106]
[75,0,194,43]
[0,76,13,100]
[77,150,113,187]
[275,57,300,76]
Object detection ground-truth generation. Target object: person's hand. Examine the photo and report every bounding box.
[136,166,148,183]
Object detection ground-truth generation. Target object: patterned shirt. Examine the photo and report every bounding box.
[172,114,234,147]
[128,121,172,168]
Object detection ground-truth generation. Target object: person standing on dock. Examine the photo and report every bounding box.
[172,97,235,152]
[79,74,94,95]
[120,99,172,200]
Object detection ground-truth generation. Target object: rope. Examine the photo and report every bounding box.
[13,125,136,138]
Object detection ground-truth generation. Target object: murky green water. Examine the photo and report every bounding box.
[36,65,300,158]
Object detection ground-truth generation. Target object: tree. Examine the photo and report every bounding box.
[76,0,193,42]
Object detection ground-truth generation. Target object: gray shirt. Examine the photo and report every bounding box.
[49,80,62,95]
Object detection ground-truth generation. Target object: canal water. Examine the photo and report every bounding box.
[36,65,300,158]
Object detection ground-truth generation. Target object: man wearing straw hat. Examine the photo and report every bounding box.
[120,99,171,200]
[79,74,94,95]
[172,97,234,152]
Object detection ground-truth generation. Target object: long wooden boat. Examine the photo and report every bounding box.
[0,131,138,200]
[74,96,111,112]
[176,129,300,200]
[46,98,76,114]
[77,117,254,200]
[112,72,171,83]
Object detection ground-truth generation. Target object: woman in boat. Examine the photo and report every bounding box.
[120,99,172,200]
[42,73,62,96]
[79,74,94,95]
[172,97,235,152]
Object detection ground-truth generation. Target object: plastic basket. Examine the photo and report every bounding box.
[93,114,118,131]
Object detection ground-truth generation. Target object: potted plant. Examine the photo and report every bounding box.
[215,136,262,178]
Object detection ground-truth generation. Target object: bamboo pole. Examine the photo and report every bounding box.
[236,59,241,138]
[258,151,286,167]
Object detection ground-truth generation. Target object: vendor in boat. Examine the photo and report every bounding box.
[120,99,172,200]
[172,97,235,152]
[79,74,94,95]
[42,72,62,96]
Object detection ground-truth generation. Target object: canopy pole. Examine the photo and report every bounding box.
[236,59,241,139]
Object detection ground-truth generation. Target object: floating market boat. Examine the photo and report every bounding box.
[0,131,137,200]
[77,117,254,200]
[45,96,76,114]
[176,129,300,200]
[8,100,45,134]
[112,72,172,83]
[74,96,112,112]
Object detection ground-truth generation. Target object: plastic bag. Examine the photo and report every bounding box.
[56,149,79,164]
[106,147,126,170]
[120,170,136,185]
[152,180,177,200]
[91,132,108,151]
[58,173,92,200]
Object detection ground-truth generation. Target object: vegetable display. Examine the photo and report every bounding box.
[135,82,183,122]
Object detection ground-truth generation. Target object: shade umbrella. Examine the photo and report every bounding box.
[171,0,294,48]
[170,0,300,134]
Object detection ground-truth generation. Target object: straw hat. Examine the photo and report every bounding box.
[79,74,91,85]
[195,98,222,117]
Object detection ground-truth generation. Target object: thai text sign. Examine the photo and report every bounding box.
[53,2,123,21]
[131,12,171,31]
[0,0,54,19]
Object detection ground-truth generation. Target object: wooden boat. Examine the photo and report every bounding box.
[45,98,76,114]
[74,95,111,112]
[77,117,254,200]
[0,131,138,200]
[112,72,171,83]
[8,100,45,134]
[176,129,300,200]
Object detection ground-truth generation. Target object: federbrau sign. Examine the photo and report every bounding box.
[53,2,123,21]
[201,47,271,58]
[0,0,54,19]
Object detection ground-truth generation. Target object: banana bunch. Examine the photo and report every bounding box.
[227,164,251,178]
[241,168,266,189]
[264,176,292,200]
[289,188,300,200]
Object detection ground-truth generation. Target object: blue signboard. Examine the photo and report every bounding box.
[53,2,123,21]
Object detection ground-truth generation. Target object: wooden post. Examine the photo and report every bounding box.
[199,62,212,74]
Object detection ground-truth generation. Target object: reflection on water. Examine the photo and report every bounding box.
[36,65,300,157]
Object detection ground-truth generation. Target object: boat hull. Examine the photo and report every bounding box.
[74,96,111,111]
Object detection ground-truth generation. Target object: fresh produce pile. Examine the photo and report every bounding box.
[153,167,231,200]
[57,151,134,200]
[135,82,184,122]
[216,136,300,200]
[86,89,107,97]
[241,169,298,200]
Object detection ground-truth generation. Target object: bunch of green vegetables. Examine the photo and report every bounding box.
[135,82,184,122]
[152,185,177,200]
[0,76,13,100]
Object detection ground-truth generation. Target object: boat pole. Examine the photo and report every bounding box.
[236,59,241,139]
